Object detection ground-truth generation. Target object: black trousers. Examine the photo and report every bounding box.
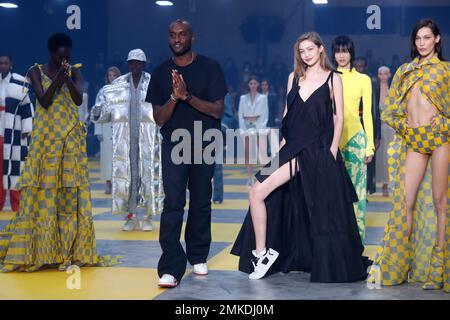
[158,141,215,282]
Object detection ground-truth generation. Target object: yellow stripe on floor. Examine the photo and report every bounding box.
[368,195,393,203]
[210,199,249,210]
[366,213,389,227]
[222,173,249,180]
[224,185,249,193]
[0,211,14,221]
[90,191,113,199]
[92,207,111,216]
[0,267,164,300]
[88,161,100,169]
[208,244,239,271]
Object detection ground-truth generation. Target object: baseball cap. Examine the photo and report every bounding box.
[127,49,147,62]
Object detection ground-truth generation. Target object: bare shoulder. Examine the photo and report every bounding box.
[287,72,295,84]
[286,72,295,90]
[332,71,342,84]
[29,65,42,84]
[328,72,342,91]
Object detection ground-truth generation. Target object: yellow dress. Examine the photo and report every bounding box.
[0,65,116,272]
[338,67,374,243]
[369,55,450,291]
[337,67,375,157]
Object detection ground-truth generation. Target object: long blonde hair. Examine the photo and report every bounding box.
[293,32,333,79]
[105,66,121,85]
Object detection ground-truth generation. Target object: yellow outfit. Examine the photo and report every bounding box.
[405,123,448,155]
[338,67,374,243]
[369,54,450,292]
[338,67,375,156]
[0,65,118,272]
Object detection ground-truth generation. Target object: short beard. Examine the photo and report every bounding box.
[170,43,192,57]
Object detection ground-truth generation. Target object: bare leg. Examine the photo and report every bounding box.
[249,160,298,253]
[431,144,449,248]
[404,150,429,236]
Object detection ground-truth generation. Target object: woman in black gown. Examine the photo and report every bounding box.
[231,32,371,282]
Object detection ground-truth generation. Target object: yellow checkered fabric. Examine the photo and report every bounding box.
[382,55,450,128]
[405,124,448,155]
[445,171,450,293]
[0,65,119,272]
[374,56,450,289]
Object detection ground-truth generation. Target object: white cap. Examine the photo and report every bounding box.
[127,49,147,62]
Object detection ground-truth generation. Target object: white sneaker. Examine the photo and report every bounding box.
[141,215,153,232]
[249,248,279,280]
[158,274,178,288]
[193,263,208,276]
[122,214,141,231]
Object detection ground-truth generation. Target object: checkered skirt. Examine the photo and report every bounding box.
[0,66,118,271]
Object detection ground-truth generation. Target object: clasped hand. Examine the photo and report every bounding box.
[171,70,188,100]
[55,60,71,86]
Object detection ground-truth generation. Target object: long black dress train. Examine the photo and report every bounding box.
[231,71,371,283]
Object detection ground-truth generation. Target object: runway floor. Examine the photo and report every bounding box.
[0,160,448,300]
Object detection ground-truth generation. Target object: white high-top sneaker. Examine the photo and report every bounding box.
[249,248,279,280]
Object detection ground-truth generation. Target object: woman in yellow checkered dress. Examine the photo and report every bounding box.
[0,34,113,272]
[367,19,450,292]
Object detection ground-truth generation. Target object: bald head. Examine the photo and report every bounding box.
[169,19,193,35]
[168,19,195,57]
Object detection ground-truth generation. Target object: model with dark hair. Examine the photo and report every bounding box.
[368,19,450,292]
[232,32,370,282]
[331,35,374,244]
[238,76,269,187]
[0,33,117,272]
[0,54,34,213]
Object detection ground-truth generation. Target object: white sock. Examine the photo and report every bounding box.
[257,248,267,258]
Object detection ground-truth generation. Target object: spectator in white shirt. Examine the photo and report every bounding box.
[238,76,268,187]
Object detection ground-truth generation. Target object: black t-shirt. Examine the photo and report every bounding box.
[146,55,228,142]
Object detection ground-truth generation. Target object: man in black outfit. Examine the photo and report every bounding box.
[146,19,227,288]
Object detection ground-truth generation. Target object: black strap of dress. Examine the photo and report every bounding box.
[293,74,299,88]
[329,70,343,115]
[328,71,336,115]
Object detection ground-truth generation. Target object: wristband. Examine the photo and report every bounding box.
[170,93,178,103]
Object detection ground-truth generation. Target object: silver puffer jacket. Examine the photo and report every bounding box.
[91,72,164,216]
